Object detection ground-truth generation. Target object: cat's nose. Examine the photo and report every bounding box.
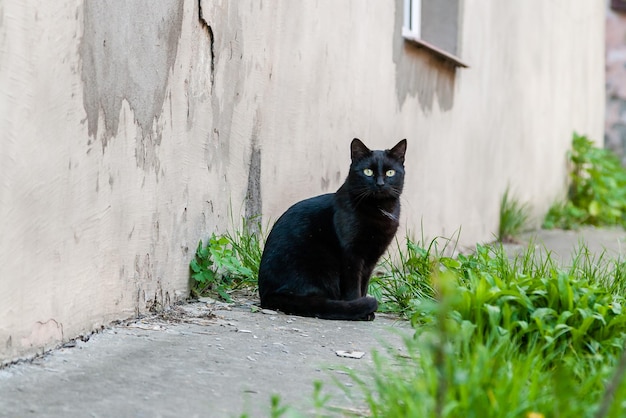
[376,177,385,187]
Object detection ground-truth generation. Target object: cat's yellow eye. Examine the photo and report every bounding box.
[363,168,374,177]
[386,169,396,177]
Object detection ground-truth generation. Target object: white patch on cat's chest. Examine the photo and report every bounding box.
[379,208,398,221]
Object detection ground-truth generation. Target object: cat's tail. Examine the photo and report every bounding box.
[260,293,378,321]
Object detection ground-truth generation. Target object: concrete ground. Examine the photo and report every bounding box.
[1,227,626,418]
[0,298,411,418]
[508,226,626,265]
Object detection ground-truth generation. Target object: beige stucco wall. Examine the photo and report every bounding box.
[0,0,604,363]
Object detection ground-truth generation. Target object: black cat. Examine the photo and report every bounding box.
[258,138,407,320]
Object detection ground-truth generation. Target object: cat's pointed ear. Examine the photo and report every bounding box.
[388,139,407,164]
[350,138,371,161]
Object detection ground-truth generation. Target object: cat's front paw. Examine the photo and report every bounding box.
[361,311,376,321]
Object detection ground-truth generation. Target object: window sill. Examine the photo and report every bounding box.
[402,29,469,68]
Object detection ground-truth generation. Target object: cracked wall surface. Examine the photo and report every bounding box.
[0,0,605,363]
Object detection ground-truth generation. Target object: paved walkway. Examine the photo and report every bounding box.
[1,227,625,417]
[0,301,410,418]
[508,226,626,264]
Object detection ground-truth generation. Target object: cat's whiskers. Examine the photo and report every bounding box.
[352,188,373,208]
[391,187,403,198]
[351,184,404,210]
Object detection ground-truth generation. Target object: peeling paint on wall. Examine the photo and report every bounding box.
[198,0,215,90]
[80,0,184,170]
[20,319,63,350]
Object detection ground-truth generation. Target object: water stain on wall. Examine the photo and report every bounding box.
[392,0,456,112]
[80,1,184,170]
[245,139,262,224]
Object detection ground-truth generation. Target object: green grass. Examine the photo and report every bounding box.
[372,237,626,357]
[498,186,531,242]
[359,237,626,417]
[189,218,264,301]
[368,235,438,316]
[544,133,626,229]
[349,325,626,418]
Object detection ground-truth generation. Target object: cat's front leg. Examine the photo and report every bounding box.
[340,259,364,300]
[359,264,376,298]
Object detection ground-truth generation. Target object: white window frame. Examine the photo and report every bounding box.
[402,0,468,68]
[403,0,422,40]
